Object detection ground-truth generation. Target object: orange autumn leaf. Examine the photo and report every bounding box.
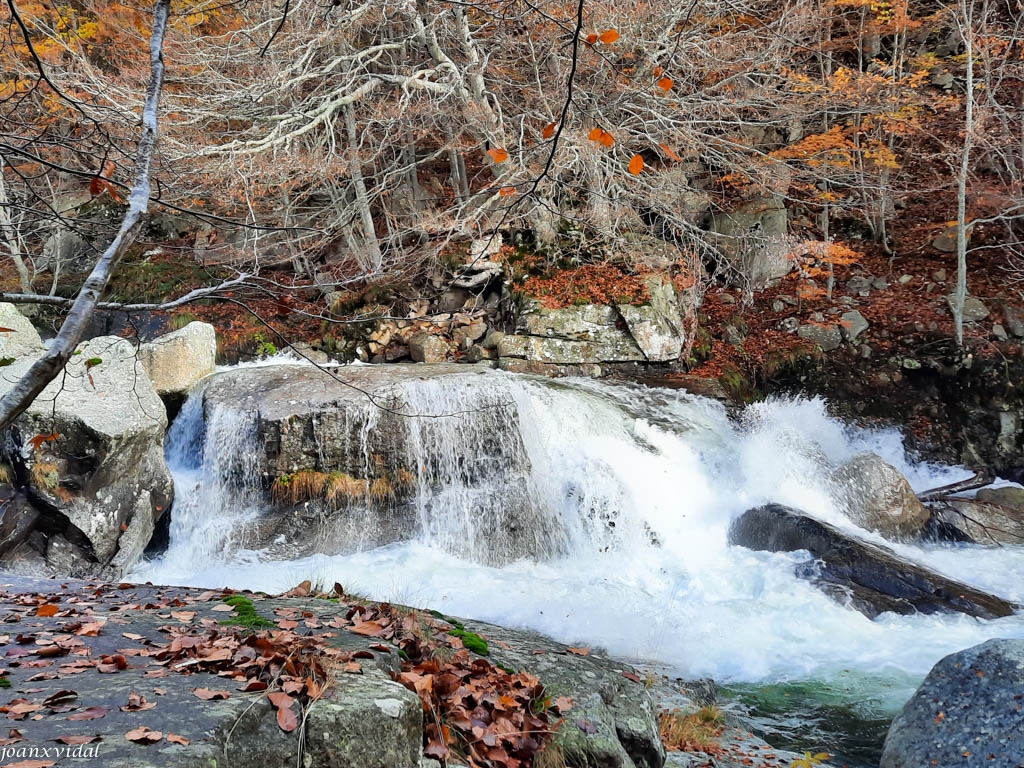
[657,76,674,92]
[653,65,664,77]
[36,604,59,617]
[598,29,619,44]
[598,131,615,147]
[585,33,598,46]
[486,147,509,163]
[659,143,682,162]
[628,155,644,175]
[499,186,517,197]
[542,122,556,139]
[588,127,604,141]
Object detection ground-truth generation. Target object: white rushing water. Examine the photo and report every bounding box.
[132,366,1024,707]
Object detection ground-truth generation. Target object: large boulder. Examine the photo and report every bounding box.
[202,364,564,565]
[498,284,686,369]
[881,639,1024,768]
[829,452,931,539]
[0,303,45,359]
[0,336,173,577]
[728,504,1017,619]
[708,196,793,286]
[138,321,217,397]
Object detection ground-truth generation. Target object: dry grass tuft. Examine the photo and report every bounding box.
[659,706,726,752]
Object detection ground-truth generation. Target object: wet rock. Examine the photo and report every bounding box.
[728,504,1017,619]
[977,486,1024,510]
[204,364,560,565]
[829,453,931,539]
[138,321,217,397]
[797,324,842,352]
[881,639,1024,768]
[0,336,172,578]
[409,333,449,363]
[928,498,1024,545]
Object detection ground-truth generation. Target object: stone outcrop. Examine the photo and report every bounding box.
[708,196,792,286]
[0,303,45,359]
[497,276,686,372]
[202,364,559,565]
[0,335,173,578]
[881,639,1024,768]
[829,452,931,539]
[138,321,217,398]
[0,578,664,768]
[728,504,1017,619]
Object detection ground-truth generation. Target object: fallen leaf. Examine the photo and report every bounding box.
[125,726,163,744]
[192,688,230,701]
[54,734,101,745]
[210,604,233,612]
[167,732,190,746]
[567,647,590,656]
[67,707,109,721]
[170,612,196,623]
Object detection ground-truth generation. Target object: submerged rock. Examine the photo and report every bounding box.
[0,336,172,578]
[829,452,931,539]
[881,639,1024,768]
[728,504,1018,619]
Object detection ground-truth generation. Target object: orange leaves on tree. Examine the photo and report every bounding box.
[498,186,517,197]
[628,155,645,175]
[486,147,509,164]
[657,76,674,93]
[585,29,618,47]
[541,123,556,139]
[588,127,614,147]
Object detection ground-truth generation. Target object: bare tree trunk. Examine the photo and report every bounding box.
[0,0,170,432]
[0,158,32,293]
[344,103,383,273]
[953,0,976,348]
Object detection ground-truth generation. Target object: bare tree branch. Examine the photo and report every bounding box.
[0,0,171,432]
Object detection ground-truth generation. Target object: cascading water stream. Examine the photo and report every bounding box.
[133,364,1024,761]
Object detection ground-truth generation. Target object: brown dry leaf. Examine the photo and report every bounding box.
[125,726,163,744]
[54,734,101,745]
[36,605,59,618]
[542,123,556,139]
[277,620,299,630]
[167,732,190,746]
[170,611,196,623]
[349,620,385,637]
[7,760,56,768]
[486,147,509,164]
[66,706,108,721]
[192,688,230,701]
[567,647,590,656]
[121,692,157,711]
[210,604,233,612]
[75,622,105,637]
[598,29,619,44]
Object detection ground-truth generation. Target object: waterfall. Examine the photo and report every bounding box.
[136,383,263,582]
[133,364,1024,696]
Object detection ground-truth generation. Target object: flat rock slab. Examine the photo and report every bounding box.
[0,577,664,768]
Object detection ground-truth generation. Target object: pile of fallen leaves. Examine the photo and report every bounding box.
[399,654,566,767]
[523,264,651,308]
